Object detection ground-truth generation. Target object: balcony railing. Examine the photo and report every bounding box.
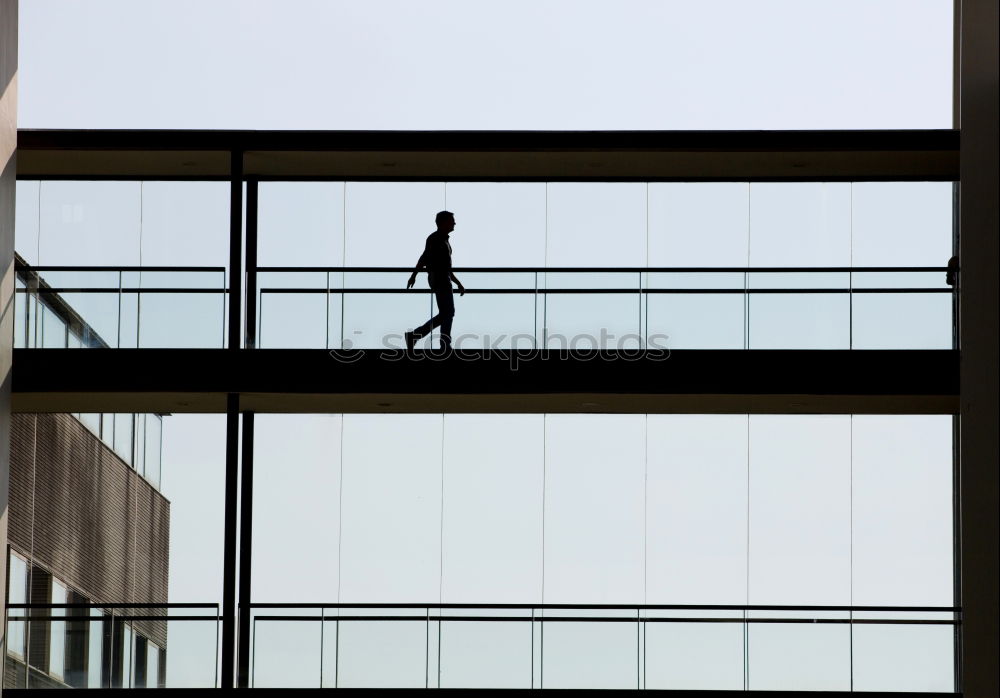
[248,602,959,692]
[4,603,220,689]
[14,263,227,350]
[3,601,958,691]
[15,264,953,351]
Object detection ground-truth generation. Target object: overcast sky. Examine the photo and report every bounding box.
[19,0,952,130]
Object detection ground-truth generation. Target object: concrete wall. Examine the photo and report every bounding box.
[0,2,18,692]
[959,1,1000,696]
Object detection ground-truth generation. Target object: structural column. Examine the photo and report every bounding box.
[0,2,17,690]
[958,1,999,696]
[221,151,244,688]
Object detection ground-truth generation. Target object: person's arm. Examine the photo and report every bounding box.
[449,271,465,296]
[407,249,428,289]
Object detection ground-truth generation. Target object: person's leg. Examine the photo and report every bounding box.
[434,285,455,347]
[408,275,453,348]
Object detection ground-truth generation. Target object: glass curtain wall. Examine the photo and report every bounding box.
[14,180,229,349]
[254,181,953,350]
[12,180,952,351]
[249,413,954,691]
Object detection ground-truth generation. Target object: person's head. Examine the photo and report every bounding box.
[435,210,455,233]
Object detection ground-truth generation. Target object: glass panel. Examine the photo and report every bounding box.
[7,552,28,657]
[140,181,230,267]
[545,183,646,266]
[543,291,641,349]
[38,180,141,265]
[851,623,955,692]
[88,610,105,688]
[119,281,140,348]
[139,269,227,290]
[646,416,748,604]
[446,272,536,350]
[113,413,134,465]
[55,292,121,348]
[747,616,850,691]
[646,291,744,349]
[541,618,637,689]
[40,301,68,347]
[852,416,954,606]
[256,271,330,348]
[336,619,427,688]
[438,619,532,689]
[14,279,26,349]
[252,619,322,688]
[258,291,330,348]
[162,617,219,688]
[749,270,850,289]
[749,182,851,267]
[139,292,226,348]
[147,641,160,689]
[543,416,644,603]
[144,415,163,490]
[121,624,133,688]
[748,416,851,605]
[441,416,543,603]
[644,617,744,690]
[344,182,446,266]
[443,183,546,266]
[647,182,749,267]
[851,182,953,267]
[15,180,41,265]
[851,292,953,349]
[252,416,341,602]
[134,412,146,477]
[101,412,114,442]
[344,287,432,350]
[259,182,345,267]
[339,415,442,602]
[852,270,950,289]
[748,292,850,348]
[159,414,227,686]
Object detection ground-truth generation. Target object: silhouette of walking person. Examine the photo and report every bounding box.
[405,211,465,350]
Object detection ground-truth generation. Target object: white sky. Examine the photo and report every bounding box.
[19,0,953,130]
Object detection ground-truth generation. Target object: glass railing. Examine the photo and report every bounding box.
[14,264,953,351]
[4,603,220,689]
[247,603,957,691]
[257,267,953,350]
[14,264,228,349]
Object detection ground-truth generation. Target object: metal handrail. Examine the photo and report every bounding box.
[246,602,958,612]
[15,264,227,272]
[258,265,949,273]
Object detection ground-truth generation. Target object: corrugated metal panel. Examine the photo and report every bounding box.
[9,413,170,649]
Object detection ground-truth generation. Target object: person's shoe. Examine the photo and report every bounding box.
[405,331,416,351]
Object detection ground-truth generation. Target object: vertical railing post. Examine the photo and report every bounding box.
[228,150,244,351]
[221,394,240,688]
[237,411,255,687]
[319,607,326,688]
[224,149,244,689]
[245,179,258,350]
[533,271,539,349]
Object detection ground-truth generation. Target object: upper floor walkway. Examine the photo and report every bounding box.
[11,129,961,414]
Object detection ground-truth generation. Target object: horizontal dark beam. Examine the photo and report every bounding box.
[16,129,959,180]
[4,689,959,697]
[12,349,958,415]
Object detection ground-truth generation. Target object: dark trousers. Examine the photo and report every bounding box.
[412,273,455,345]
